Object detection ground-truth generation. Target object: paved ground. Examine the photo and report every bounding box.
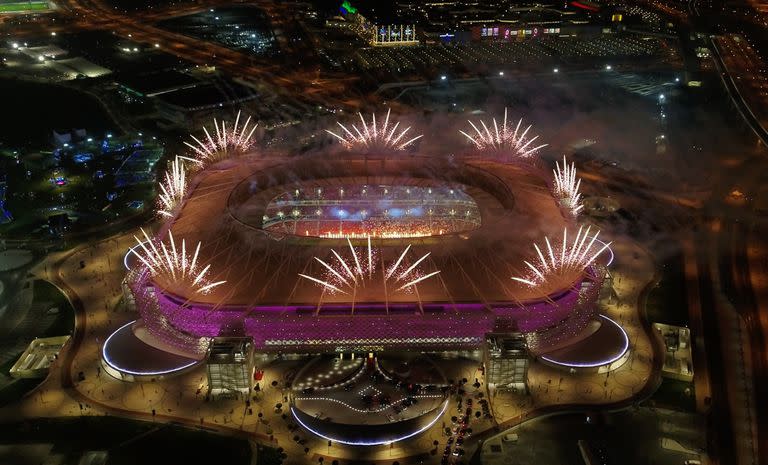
[0,225,657,464]
[481,408,705,465]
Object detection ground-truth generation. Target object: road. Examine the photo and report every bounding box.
[710,35,768,146]
[1,0,363,110]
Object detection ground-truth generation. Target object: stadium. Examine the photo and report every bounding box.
[104,110,624,383]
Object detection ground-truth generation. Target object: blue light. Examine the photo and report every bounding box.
[124,241,151,270]
[102,320,200,377]
[73,153,93,164]
[540,315,629,368]
[291,399,448,446]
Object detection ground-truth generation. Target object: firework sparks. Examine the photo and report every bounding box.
[326,109,423,151]
[299,238,439,294]
[183,110,257,165]
[132,228,225,294]
[157,156,187,218]
[512,226,611,287]
[459,108,547,158]
[552,156,584,216]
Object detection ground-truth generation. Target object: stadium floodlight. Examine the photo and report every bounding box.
[326,108,423,151]
[459,108,547,159]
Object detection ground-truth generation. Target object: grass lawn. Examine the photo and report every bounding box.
[33,279,75,337]
[0,280,74,407]
[651,378,696,412]
[0,2,49,12]
[645,253,689,327]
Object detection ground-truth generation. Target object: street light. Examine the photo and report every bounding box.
[498,71,504,76]
[605,65,612,71]
[440,75,447,81]
[553,68,559,73]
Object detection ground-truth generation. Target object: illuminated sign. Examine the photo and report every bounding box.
[372,24,418,46]
[340,0,357,14]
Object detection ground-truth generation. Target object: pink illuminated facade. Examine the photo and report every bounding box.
[127,264,604,355]
[114,116,617,366]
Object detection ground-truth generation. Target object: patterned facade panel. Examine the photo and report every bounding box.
[129,267,604,353]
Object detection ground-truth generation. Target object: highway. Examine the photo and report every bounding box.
[710,35,768,146]
[719,199,768,465]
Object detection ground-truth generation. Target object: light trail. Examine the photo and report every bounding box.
[157,156,187,218]
[459,108,547,158]
[132,228,225,294]
[299,240,439,294]
[183,110,257,165]
[512,226,611,287]
[326,108,423,151]
[552,156,584,216]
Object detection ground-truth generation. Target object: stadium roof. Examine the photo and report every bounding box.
[156,155,581,308]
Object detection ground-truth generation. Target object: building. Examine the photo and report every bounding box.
[206,337,254,400]
[106,111,629,387]
[485,333,529,393]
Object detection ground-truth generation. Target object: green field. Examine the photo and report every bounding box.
[0,2,49,12]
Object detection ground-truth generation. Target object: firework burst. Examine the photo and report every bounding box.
[459,108,547,158]
[552,156,584,216]
[132,228,225,294]
[299,237,440,295]
[512,226,611,287]
[157,156,187,218]
[325,109,423,151]
[183,111,257,165]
